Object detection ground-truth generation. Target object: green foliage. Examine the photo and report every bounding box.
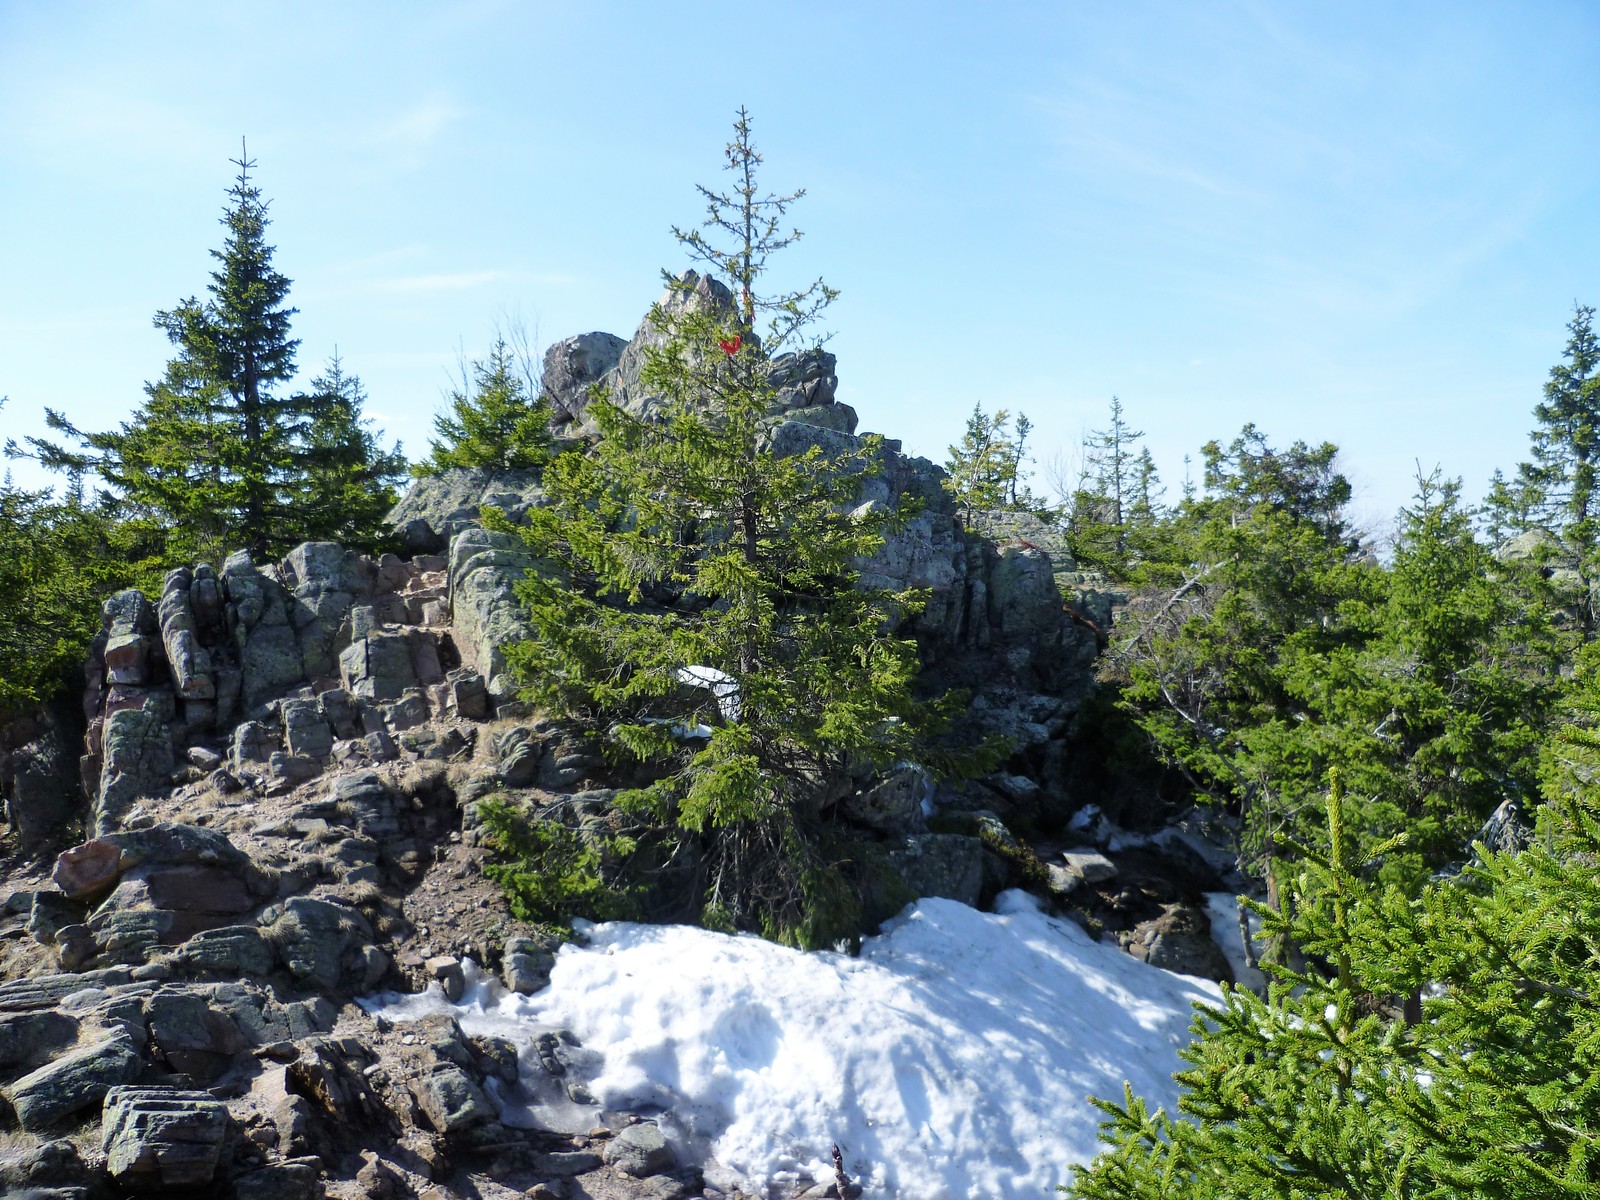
[477,797,640,928]
[296,355,408,550]
[0,440,164,718]
[942,403,1038,519]
[1064,396,1169,575]
[1105,430,1554,885]
[1484,304,1600,639]
[1067,740,1600,1200]
[501,109,967,946]
[16,151,401,564]
[418,335,554,475]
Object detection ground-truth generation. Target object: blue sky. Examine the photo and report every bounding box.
[3,1,1597,534]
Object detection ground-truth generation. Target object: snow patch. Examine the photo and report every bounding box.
[371,891,1217,1199]
[1204,891,1268,993]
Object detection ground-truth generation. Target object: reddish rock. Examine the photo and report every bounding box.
[53,839,124,900]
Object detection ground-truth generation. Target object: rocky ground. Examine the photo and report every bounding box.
[0,287,1245,1199]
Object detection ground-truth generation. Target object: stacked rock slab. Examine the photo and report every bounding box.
[102,1085,232,1188]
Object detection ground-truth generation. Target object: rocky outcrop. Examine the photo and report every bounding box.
[543,330,628,428]
[386,466,547,554]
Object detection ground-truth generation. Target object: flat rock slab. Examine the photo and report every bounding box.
[6,1028,142,1130]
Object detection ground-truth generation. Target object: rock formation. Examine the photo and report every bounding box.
[0,281,1235,1199]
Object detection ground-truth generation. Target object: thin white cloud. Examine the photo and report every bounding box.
[367,94,465,166]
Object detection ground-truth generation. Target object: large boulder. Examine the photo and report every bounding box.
[262,897,377,993]
[102,1085,232,1188]
[157,567,217,702]
[448,526,537,705]
[890,833,984,907]
[602,270,740,423]
[5,704,78,849]
[543,331,627,428]
[386,466,546,553]
[4,1027,142,1130]
[96,704,175,834]
[282,541,373,681]
[223,552,306,713]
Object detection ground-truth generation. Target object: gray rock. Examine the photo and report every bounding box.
[232,1159,322,1200]
[841,766,927,834]
[319,687,361,739]
[96,704,174,835]
[495,725,544,787]
[604,1120,675,1177]
[339,632,418,701]
[144,988,248,1081]
[263,896,375,992]
[7,707,77,850]
[448,526,537,703]
[543,330,627,427]
[603,271,739,423]
[387,466,547,546]
[765,347,839,413]
[1126,902,1231,981]
[279,697,334,760]
[447,668,490,719]
[503,935,555,995]
[1062,850,1118,885]
[223,554,306,711]
[531,1150,605,1176]
[426,955,466,1003]
[102,1085,231,1188]
[890,834,984,907]
[415,1064,494,1134]
[27,892,80,945]
[0,1009,78,1071]
[988,542,1064,643]
[158,568,216,700]
[178,925,274,976]
[102,589,157,686]
[283,542,372,681]
[5,1028,142,1130]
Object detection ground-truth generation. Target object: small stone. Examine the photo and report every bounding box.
[425,955,466,1002]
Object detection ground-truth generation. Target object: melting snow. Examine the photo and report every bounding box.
[371,890,1218,1199]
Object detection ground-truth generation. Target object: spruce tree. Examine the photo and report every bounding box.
[1484,304,1600,637]
[20,148,398,563]
[494,109,965,945]
[296,355,407,549]
[942,403,1037,520]
[418,334,554,475]
[1068,741,1600,1199]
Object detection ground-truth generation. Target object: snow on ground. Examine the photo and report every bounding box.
[1204,891,1268,994]
[374,890,1219,1199]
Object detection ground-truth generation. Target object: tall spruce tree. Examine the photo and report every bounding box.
[942,403,1037,520]
[20,149,397,562]
[490,109,966,945]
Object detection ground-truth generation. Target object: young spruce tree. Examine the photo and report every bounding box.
[494,109,963,945]
[418,334,554,475]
